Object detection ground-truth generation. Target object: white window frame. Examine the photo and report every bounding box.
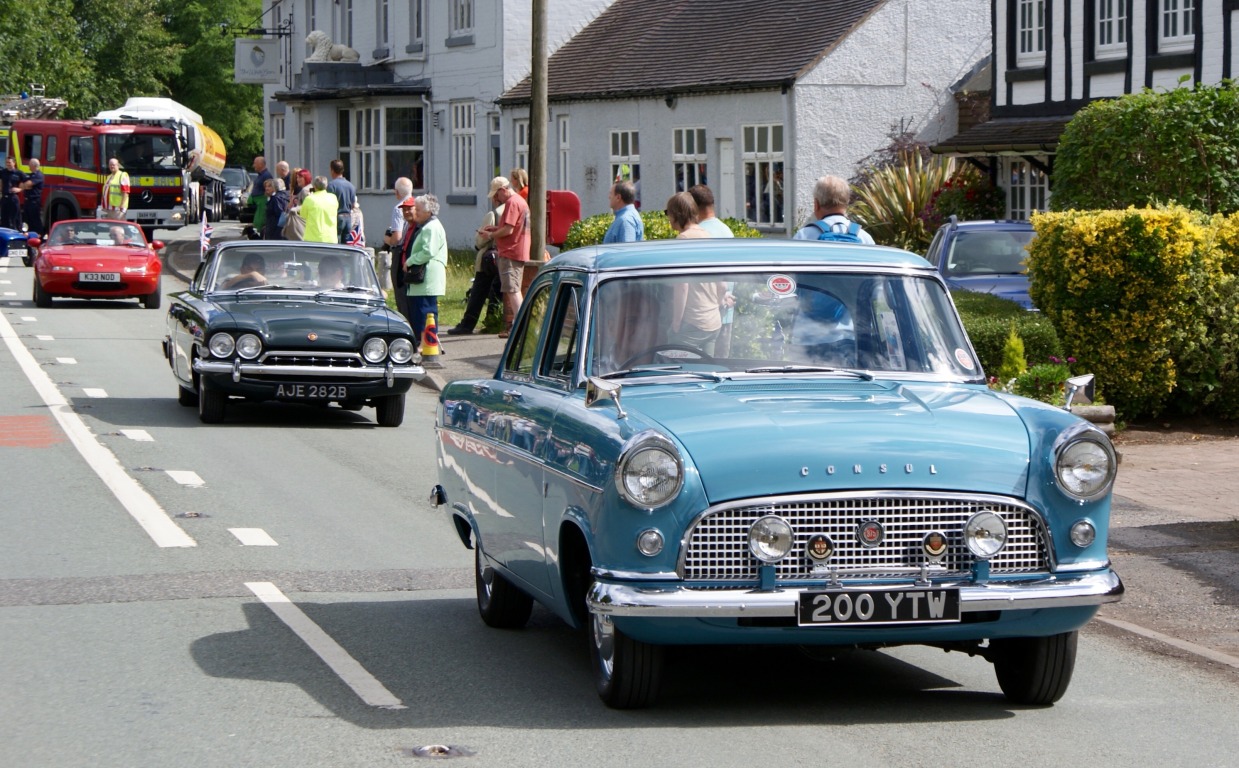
[306,0,316,37]
[673,127,707,192]
[409,0,424,47]
[1159,0,1195,53]
[338,0,353,49]
[557,116,570,190]
[1095,0,1127,59]
[741,123,783,227]
[450,0,474,36]
[1016,0,1046,67]
[1005,158,1050,220]
[451,100,476,194]
[271,115,286,171]
[514,119,530,172]
[337,105,425,193]
[385,105,426,192]
[377,0,389,48]
[609,129,640,189]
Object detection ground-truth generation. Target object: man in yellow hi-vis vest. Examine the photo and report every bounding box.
[102,157,130,220]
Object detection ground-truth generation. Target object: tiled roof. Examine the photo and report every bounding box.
[500,0,886,104]
[933,116,1074,155]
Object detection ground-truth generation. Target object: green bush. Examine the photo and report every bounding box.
[561,210,761,250]
[995,322,1027,384]
[1011,362,1073,405]
[850,149,954,251]
[922,167,1006,230]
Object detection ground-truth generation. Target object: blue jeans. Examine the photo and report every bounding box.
[408,295,440,346]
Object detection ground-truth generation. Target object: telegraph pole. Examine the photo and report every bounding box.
[529,0,548,262]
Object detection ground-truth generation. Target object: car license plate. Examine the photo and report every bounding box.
[798,588,960,626]
[80,272,121,283]
[274,383,348,400]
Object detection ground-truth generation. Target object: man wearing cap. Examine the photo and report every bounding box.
[480,176,530,338]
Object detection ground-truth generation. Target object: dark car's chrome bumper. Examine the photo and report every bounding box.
[588,570,1123,617]
[193,359,425,383]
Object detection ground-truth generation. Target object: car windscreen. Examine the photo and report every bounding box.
[945,230,1033,276]
[589,270,981,380]
[207,247,381,295]
[222,168,247,188]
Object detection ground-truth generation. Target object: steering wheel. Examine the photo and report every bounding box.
[621,343,715,369]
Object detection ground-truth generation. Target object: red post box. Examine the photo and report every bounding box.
[546,189,581,247]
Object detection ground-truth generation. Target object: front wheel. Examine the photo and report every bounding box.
[475,546,533,629]
[374,393,405,427]
[177,385,197,407]
[32,278,51,308]
[991,631,1078,706]
[590,611,664,709]
[197,378,226,424]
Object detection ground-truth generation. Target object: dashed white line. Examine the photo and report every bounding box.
[83,388,107,398]
[36,335,53,341]
[229,528,278,546]
[20,316,35,321]
[0,311,194,547]
[119,429,154,442]
[2,292,14,296]
[165,470,205,487]
[56,357,76,365]
[245,582,405,709]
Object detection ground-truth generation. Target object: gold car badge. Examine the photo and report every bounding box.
[923,531,949,562]
[307,332,319,341]
[805,533,834,563]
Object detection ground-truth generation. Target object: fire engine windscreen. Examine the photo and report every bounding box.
[105,135,180,172]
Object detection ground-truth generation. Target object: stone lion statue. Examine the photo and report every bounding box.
[305,30,360,63]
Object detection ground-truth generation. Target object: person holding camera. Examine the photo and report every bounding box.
[381,177,414,292]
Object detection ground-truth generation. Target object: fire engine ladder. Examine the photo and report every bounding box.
[0,86,68,125]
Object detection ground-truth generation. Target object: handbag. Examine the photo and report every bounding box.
[405,262,427,285]
[282,209,305,241]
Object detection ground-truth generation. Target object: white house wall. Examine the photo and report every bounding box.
[792,0,989,224]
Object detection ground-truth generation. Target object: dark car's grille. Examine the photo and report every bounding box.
[260,352,364,368]
[681,493,1049,582]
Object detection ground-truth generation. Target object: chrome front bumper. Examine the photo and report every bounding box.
[194,358,425,383]
[588,571,1124,618]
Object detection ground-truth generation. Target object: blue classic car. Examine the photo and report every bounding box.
[163,241,423,426]
[923,218,1037,310]
[432,240,1121,709]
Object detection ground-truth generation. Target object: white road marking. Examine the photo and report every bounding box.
[83,388,108,398]
[1096,616,1239,670]
[3,292,14,296]
[20,316,35,321]
[56,357,76,364]
[119,429,154,442]
[0,312,194,547]
[229,528,278,546]
[166,470,205,487]
[0,279,11,283]
[36,335,53,341]
[245,582,406,710]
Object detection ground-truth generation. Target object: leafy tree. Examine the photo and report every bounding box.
[0,0,93,109]
[73,0,182,117]
[1052,81,1239,215]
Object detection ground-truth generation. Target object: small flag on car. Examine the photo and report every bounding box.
[199,212,213,260]
[348,223,364,247]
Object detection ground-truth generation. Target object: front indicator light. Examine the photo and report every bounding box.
[964,510,1007,560]
[1070,520,1097,547]
[636,529,664,557]
[749,515,794,563]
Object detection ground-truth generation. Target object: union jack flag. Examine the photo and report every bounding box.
[199,213,213,257]
[347,223,365,247]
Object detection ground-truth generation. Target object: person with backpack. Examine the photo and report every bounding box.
[793,175,875,245]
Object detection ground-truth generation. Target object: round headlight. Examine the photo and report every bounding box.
[964,510,1007,560]
[207,333,235,358]
[749,516,794,563]
[1070,519,1097,547]
[235,333,262,359]
[362,337,388,363]
[616,432,683,509]
[636,529,664,557]
[1055,435,1116,501]
[389,337,415,364]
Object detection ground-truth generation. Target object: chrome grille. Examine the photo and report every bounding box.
[681,494,1048,581]
[260,352,363,368]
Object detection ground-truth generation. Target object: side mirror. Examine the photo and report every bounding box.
[585,377,626,419]
[151,240,165,251]
[1064,374,1095,410]
[27,237,41,248]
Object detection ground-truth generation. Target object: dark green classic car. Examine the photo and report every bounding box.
[163,241,424,426]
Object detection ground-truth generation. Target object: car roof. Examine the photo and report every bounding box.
[551,239,933,273]
[942,220,1034,232]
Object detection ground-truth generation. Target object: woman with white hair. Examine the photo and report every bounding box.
[404,193,449,345]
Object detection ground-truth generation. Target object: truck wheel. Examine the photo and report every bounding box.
[991,631,1077,705]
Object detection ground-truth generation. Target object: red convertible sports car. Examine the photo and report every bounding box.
[30,219,165,309]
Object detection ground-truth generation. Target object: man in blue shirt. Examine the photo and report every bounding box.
[327,159,357,243]
[602,180,643,243]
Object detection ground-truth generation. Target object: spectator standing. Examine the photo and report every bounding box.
[666,192,728,355]
[510,168,530,201]
[404,194,448,345]
[480,176,531,338]
[382,177,414,292]
[299,176,339,243]
[448,201,505,336]
[249,156,272,233]
[20,159,44,236]
[688,185,733,239]
[262,178,290,240]
[792,175,875,244]
[327,159,356,243]
[275,160,290,190]
[602,180,643,243]
[101,158,130,220]
[392,196,421,323]
[0,157,25,230]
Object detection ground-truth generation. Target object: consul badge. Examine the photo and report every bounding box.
[800,463,938,477]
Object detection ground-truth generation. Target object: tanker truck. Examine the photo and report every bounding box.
[94,98,227,227]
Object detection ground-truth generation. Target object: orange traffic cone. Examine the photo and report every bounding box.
[421,312,443,367]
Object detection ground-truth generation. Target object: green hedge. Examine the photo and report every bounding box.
[952,291,1063,378]
[561,210,760,250]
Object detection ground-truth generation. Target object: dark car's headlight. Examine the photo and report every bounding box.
[362,337,388,363]
[1053,423,1117,501]
[388,338,415,363]
[615,431,683,510]
[208,333,235,358]
[235,333,262,359]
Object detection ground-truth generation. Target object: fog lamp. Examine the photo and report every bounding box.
[1070,520,1096,547]
[636,529,664,557]
[749,515,794,563]
[964,510,1007,560]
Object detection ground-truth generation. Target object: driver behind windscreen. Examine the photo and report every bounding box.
[221,253,268,288]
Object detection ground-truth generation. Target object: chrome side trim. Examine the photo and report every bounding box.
[587,571,1123,618]
[194,359,425,380]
